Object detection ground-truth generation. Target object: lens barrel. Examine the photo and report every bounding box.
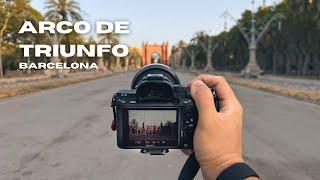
[131,64,180,89]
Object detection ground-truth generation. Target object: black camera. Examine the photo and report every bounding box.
[111,64,220,154]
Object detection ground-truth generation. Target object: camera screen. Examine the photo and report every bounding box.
[126,110,178,147]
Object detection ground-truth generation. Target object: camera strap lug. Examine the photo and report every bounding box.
[140,149,169,155]
[111,94,117,125]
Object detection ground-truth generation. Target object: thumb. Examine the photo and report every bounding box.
[190,80,218,127]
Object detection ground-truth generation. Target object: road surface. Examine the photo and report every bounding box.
[0,72,319,180]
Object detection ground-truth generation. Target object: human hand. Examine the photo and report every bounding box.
[187,74,244,179]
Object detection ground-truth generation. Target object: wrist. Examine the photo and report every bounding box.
[200,153,244,180]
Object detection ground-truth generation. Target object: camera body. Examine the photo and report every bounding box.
[111,64,220,154]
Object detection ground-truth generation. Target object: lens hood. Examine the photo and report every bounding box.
[131,64,181,89]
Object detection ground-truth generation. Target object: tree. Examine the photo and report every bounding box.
[179,1,320,77]
[0,0,13,77]
[44,0,83,22]
[128,46,143,69]
[0,0,45,77]
[44,0,83,64]
[99,33,120,70]
[170,40,186,68]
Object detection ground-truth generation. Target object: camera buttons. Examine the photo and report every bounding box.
[182,99,192,104]
[172,97,180,104]
[118,99,126,104]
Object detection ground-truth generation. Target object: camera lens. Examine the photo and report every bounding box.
[131,64,180,89]
[133,64,180,101]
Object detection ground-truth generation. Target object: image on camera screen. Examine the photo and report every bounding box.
[128,110,178,145]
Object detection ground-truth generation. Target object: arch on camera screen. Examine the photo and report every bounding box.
[127,110,178,146]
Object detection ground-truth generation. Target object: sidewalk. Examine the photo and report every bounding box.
[192,71,320,104]
[0,71,113,100]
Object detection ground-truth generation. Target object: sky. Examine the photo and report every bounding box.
[129,110,176,127]
[31,0,277,47]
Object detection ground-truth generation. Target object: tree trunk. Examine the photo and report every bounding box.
[0,38,3,78]
[124,57,129,71]
[0,17,9,78]
[104,60,109,70]
[129,58,135,70]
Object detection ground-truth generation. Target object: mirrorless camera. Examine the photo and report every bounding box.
[111,64,220,154]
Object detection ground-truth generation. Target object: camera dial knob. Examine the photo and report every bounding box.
[184,107,194,120]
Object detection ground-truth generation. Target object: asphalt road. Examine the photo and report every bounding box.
[0,72,319,180]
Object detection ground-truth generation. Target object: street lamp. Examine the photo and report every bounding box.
[199,34,226,72]
[222,0,285,77]
[183,43,200,72]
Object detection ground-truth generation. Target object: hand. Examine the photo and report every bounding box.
[187,74,244,179]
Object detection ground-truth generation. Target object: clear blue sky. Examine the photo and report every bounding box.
[31,0,276,47]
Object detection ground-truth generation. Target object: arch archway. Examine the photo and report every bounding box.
[150,52,162,64]
[141,42,170,66]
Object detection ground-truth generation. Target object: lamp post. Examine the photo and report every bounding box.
[222,0,285,77]
[182,44,200,72]
[200,34,226,72]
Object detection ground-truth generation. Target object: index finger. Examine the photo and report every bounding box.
[188,74,239,108]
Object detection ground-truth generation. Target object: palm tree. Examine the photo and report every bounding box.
[44,0,83,64]
[128,46,142,69]
[44,0,82,22]
[99,33,119,45]
[175,40,187,69]
[99,33,120,70]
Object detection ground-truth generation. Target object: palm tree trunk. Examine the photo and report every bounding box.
[124,57,129,71]
[0,38,3,78]
[130,58,135,70]
[104,59,109,70]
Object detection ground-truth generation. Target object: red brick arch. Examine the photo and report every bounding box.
[141,42,170,66]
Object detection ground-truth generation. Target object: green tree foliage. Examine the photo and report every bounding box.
[44,0,82,22]
[44,0,84,64]
[0,0,46,75]
[98,33,119,68]
[174,0,320,77]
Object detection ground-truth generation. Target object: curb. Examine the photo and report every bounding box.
[189,71,320,105]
